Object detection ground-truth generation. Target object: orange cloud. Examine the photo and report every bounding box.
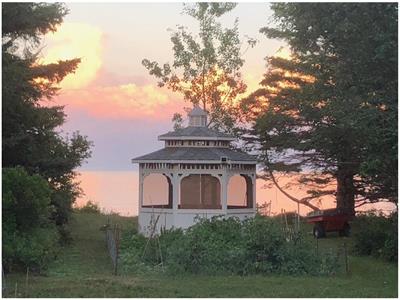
[40,22,103,90]
[55,83,185,120]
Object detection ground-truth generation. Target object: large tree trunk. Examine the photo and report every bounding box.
[336,166,356,214]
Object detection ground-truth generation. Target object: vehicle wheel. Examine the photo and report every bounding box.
[313,224,325,239]
[339,222,351,237]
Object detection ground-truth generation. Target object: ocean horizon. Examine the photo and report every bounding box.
[74,170,395,216]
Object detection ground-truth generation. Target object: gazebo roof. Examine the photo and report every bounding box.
[132,147,257,163]
[158,126,234,141]
[188,105,208,116]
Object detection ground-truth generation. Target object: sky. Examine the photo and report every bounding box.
[38,2,396,215]
[40,2,288,171]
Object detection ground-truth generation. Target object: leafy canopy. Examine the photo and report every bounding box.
[241,3,397,211]
[143,2,256,132]
[2,2,93,227]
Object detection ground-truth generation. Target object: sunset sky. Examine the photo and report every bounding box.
[37,2,397,216]
[41,2,287,171]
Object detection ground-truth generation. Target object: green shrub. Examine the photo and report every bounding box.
[120,215,339,276]
[75,200,101,214]
[164,217,246,275]
[2,167,59,272]
[353,211,397,262]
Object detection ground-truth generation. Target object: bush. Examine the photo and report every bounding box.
[2,167,59,272]
[120,215,339,276]
[75,200,101,214]
[352,211,397,262]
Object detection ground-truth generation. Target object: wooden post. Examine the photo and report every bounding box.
[25,267,29,297]
[2,265,6,293]
[114,224,120,276]
[344,241,349,275]
[297,202,300,232]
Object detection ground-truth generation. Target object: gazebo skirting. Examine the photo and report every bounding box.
[139,207,256,234]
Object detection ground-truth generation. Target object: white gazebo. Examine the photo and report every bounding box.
[131,106,257,235]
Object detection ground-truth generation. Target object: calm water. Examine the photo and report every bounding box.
[75,170,395,216]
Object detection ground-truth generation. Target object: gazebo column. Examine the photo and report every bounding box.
[138,169,145,209]
[252,174,256,210]
[221,172,228,213]
[172,173,180,226]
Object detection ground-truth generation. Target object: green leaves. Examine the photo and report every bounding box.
[142,2,252,132]
[244,3,397,210]
[2,3,93,236]
[2,3,68,47]
[2,167,60,271]
[120,216,339,276]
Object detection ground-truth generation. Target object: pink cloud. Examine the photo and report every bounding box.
[53,82,186,121]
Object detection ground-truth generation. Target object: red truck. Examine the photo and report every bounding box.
[306,208,353,238]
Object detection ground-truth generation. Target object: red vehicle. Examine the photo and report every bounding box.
[306,208,353,238]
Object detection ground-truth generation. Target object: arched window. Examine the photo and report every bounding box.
[180,174,221,209]
[227,174,253,208]
[143,174,172,208]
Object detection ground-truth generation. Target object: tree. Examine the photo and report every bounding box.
[241,3,397,213]
[2,3,92,227]
[172,112,184,130]
[142,2,256,132]
[2,167,59,271]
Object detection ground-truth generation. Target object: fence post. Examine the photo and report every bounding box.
[114,224,120,276]
[25,267,29,297]
[2,265,6,293]
[106,222,121,276]
[343,241,349,275]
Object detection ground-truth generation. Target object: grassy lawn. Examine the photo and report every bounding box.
[3,213,398,298]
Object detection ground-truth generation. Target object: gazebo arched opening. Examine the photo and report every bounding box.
[180,174,221,209]
[143,173,172,208]
[227,174,253,209]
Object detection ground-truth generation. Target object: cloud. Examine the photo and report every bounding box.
[55,82,185,121]
[40,22,103,90]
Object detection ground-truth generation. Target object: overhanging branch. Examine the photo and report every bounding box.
[264,152,320,211]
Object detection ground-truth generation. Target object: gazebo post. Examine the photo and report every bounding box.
[172,172,179,227]
[252,175,256,209]
[221,171,228,212]
[138,166,144,209]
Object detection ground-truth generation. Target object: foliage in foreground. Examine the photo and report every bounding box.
[120,215,339,276]
[2,3,92,231]
[352,211,398,262]
[2,167,59,272]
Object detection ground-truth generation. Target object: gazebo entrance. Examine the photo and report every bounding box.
[180,174,221,209]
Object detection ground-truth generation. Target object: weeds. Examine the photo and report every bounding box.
[120,215,339,276]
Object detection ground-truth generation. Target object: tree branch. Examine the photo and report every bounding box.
[264,151,320,211]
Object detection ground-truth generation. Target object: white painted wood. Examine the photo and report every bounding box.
[159,136,235,141]
[221,170,228,213]
[135,107,257,235]
[132,159,256,164]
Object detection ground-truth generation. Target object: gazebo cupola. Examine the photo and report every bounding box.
[131,106,257,235]
[188,105,207,127]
